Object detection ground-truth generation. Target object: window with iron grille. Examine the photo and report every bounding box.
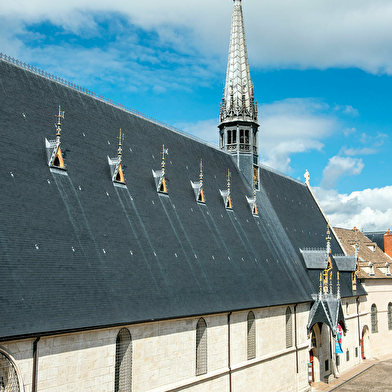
[247,311,256,360]
[355,347,358,357]
[196,318,207,376]
[388,303,392,331]
[286,307,293,348]
[371,304,378,333]
[115,328,132,392]
[336,355,340,367]
[346,349,350,362]
[0,351,20,392]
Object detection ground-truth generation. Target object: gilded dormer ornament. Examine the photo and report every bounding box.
[152,145,169,193]
[108,129,125,184]
[322,226,333,293]
[220,169,233,209]
[191,159,205,203]
[45,106,66,169]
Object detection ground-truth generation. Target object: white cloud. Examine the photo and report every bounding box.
[175,119,218,146]
[258,98,337,172]
[340,146,377,156]
[2,0,392,75]
[333,105,359,116]
[320,156,364,189]
[313,186,392,231]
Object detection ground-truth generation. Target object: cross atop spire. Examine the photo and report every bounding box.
[220,0,257,123]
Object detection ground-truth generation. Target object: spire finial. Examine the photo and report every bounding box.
[337,272,341,298]
[55,106,65,144]
[199,159,203,187]
[161,145,168,177]
[117,129,124,159]
[220,0,256,124]
[319,272,323,300]
[326,225,331,255]
[227,169,231,194]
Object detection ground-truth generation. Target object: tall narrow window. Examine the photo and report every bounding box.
[115,328,132,392]
[247,311,256,360]
[388,303,392,331]
[0,351,20,391]
[286,307,293,348]
[196,318,207,375]
[240,129,244,143]
[371,304,378,333]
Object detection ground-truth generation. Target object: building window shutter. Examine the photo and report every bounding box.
[196,318,207,375]
[371,304,378,333]
[286,307,293,348]
[115,328,132,392]
[388,303,392,331]
[247,311,256,360]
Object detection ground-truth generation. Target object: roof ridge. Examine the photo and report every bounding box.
[0,53,221,151]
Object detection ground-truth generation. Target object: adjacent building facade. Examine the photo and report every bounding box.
[0,1,391,391]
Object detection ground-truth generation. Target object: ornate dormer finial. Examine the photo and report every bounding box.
[329,270,333,295]
[337,272,341,298]
[199,159,203,187]
[55,105,65,144]
[326,225,331,255]
[161,145,169,177]
[227,169,231,194]
[319,272,323,300]
[322,225,333,294]
[354,226,360,259]
[117,129,124,159]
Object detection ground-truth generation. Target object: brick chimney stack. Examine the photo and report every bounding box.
[385,229,392,258]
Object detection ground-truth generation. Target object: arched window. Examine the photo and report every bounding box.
[371,304,378,333]
[0,351,20,391]
[247,311,256,360]
[311,330,317,348]
[196,318,207,375]
[115,328,132,392]
[286,307,293,348]
[388,303,392,331]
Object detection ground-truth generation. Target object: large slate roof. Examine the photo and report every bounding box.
[0,59,365,341]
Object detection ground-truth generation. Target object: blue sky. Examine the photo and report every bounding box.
[1,0,391,231]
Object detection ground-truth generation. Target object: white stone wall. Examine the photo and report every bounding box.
[361,280,392,358]
[6,302,378,392]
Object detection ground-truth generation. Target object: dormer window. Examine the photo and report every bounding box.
[153,145,169,194]
[45,106,67,170]
[220,169,233,209]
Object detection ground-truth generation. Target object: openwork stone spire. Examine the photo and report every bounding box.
[220,0,257,123]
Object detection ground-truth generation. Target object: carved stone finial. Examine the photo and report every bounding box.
[304,169,310,185]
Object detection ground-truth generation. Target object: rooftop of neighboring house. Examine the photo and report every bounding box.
[334,227,392,279]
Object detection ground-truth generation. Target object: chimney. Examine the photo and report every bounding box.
[385,229,392,258]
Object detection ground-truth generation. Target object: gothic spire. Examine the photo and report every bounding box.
[220,0,257,123]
